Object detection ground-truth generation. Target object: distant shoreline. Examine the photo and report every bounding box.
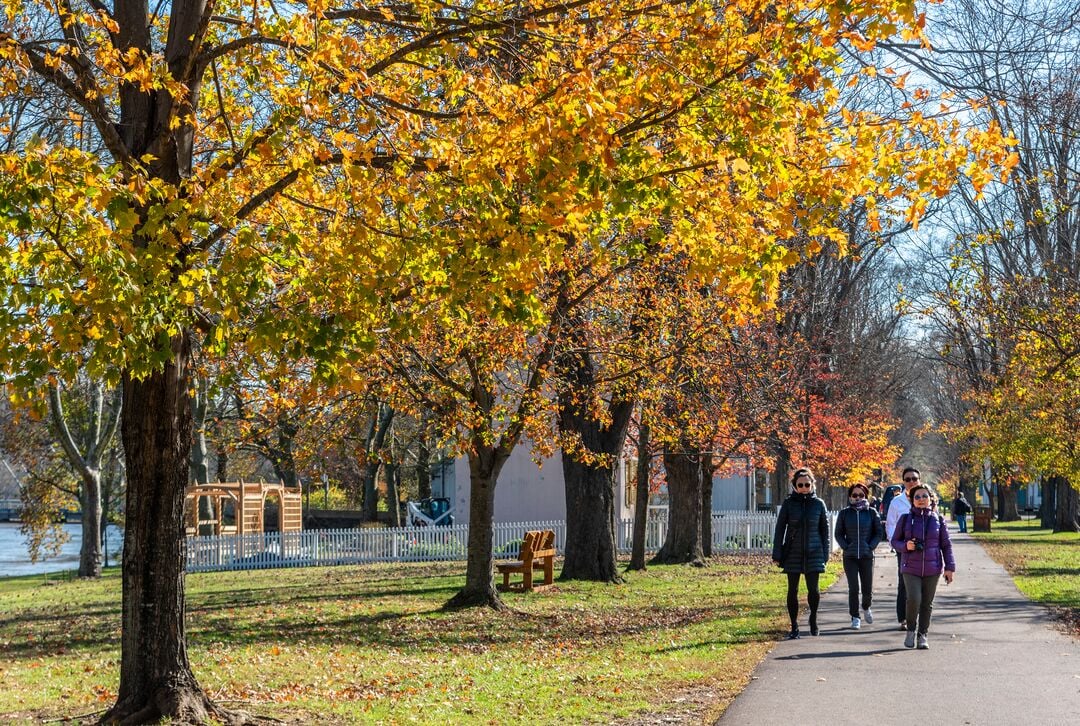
[0,522,123,578]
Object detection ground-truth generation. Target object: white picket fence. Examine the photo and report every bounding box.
[185,510,836,573]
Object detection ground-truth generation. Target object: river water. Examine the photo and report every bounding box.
[0,522,124,578]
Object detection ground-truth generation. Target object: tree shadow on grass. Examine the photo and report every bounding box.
[183,601,734,653]
[190,578,465,611]
[0,565,783,666]
[1020,566,1080,578]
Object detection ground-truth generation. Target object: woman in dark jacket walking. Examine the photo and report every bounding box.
[890,484,956,650]
[834,482,882,629]
[772,468,830,639]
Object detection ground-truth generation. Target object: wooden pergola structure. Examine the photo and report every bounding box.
[184,480,303,536]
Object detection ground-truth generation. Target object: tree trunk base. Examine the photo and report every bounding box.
[559,567,623,585]
[100,686,253,725]
[443,587,507,611]
[650,552,707,567]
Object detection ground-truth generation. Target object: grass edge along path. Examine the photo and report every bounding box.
[971,518,1080,637]
[0,556,840,724]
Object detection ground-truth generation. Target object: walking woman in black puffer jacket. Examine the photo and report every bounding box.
[834,482,882,630]
[772,468,830,639]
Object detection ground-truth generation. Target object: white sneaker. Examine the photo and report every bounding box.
[851,617,861,629]
[864,608,874,624]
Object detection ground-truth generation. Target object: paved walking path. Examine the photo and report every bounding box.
[717,531,1080,726]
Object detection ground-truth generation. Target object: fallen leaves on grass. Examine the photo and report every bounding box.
[211,670,432,705]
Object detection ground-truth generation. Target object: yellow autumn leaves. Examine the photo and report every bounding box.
[0,0,1020,395]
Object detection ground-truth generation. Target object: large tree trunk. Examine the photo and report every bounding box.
[445,447,506,609]
[556,330,633,581]
[102,332,238,724]
[652,442,704,565]
[958,474,976,504]
[1053,477,1080,533]
[78,474,103,578]
[1041,476,1056,529]
[998,479,1020,522]
[700,452,714,558]
[628,422,651,571]
[560,453,622,583]
[558,393,632,583]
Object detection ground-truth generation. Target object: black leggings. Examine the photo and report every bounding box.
[786,572,821,628]
[843,557,874,617]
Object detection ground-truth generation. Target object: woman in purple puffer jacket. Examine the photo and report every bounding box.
[890,483,956,650]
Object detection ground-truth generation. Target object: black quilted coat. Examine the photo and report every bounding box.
[772,492,830,574]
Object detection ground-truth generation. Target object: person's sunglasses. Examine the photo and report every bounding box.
[794,481,812,488]
[904,476,919,482]
[913,493,931,499]
[850,493,866,499]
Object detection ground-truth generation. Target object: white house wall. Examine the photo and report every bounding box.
[712,470,754,511]
[452,443,631,525]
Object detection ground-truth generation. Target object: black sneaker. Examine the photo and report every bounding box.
[787,628,801,640]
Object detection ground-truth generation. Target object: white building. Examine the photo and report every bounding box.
[432,446,754,524]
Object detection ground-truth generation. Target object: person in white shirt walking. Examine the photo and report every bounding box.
[885,467,922,630]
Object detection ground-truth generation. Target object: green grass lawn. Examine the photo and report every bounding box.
[972,518,1080,634]
[0,557,838,724]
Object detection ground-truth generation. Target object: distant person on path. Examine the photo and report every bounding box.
[885,467,922,630]
[880,483,902,519]
[772,467,830,639]
[953,491,972,533]
[834,482,882,629]
[891,483,956,650]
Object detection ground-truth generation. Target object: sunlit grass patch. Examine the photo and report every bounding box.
[972,518,1080,634]
[0,557,837,723]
